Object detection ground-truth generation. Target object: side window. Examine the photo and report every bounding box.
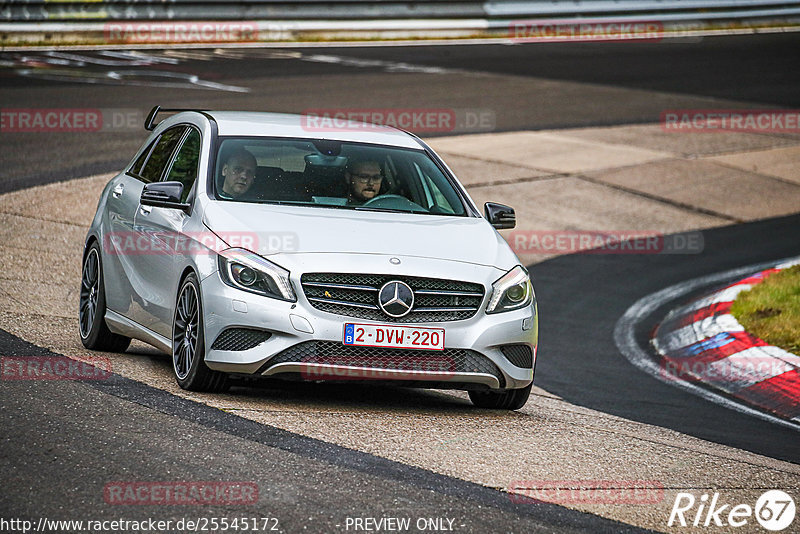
[139,127,186,183]
[131,140,156,176]
[422,173,456,214]
[409,158,465,215]
[164,129,201,203]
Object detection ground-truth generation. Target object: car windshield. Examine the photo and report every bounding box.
[213,137,467,216]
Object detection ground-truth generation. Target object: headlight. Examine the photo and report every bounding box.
[218,248,296,302]
[486,265,533,314]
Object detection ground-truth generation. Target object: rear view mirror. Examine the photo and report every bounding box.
[140,181,190,214]
[304,154,347,167]
[484,202,516,229]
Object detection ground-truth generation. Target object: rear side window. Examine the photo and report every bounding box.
[165,129,201,202]
[139,126,186,183]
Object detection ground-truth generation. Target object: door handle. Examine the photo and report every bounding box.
[112,184,124,198]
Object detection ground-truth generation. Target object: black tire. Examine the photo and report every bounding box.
[172,272,229,392]
[468,384,532,410]
[79,241,131,352]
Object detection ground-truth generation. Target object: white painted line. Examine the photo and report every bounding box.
[298,53,454,74]
[613,255,800,432]
[15,68,250,93]
[97,50,180,65]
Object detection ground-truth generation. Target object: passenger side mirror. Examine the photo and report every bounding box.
[484,202,516,229]
[141,181,191,214]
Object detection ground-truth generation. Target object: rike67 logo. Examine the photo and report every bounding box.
[668,490,795,531]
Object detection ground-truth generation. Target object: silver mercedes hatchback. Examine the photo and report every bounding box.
[80,107,538,409]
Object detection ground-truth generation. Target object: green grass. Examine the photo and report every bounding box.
[731,265,800,354]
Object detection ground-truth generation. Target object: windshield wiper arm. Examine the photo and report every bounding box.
[353,206,412,214]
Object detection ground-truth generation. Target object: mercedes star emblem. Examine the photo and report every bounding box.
[377,280,414,318]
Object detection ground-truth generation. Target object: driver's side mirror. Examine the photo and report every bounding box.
[484,202,515,229]
[141,181,191,214]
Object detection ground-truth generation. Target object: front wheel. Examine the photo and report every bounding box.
[172,273,229,392]
[468,384,532,410]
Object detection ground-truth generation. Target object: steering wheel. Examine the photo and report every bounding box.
[362,194,426,212]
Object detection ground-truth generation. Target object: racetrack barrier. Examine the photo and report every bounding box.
[2,1,800,46]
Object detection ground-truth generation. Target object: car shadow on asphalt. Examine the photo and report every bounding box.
[121,341,515,415]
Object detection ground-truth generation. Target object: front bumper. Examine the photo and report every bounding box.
[200,269,538,390]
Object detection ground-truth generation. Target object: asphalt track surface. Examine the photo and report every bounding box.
[1,33,799,529]
[531,213,800,464]
[0,330,639,533]
[2,32,800,193]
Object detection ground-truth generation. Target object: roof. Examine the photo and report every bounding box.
[195,111,424,149]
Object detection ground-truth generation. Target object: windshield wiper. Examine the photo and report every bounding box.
[247,201,434,215]
[254,200,360,211]
[353,206,417,214]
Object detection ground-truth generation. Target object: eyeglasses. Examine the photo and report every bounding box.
[351,173,383,184]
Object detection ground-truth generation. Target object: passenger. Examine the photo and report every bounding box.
[220,148,257,200]
[344,158,384,205]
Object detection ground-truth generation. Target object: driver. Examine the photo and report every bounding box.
[344,158,384,205]
[220,148,257,200]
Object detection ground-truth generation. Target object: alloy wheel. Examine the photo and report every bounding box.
[173,282,199,380]
[79,248,100,339]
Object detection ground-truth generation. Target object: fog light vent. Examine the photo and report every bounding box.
[211,328,271,351]
[500,344,533,368]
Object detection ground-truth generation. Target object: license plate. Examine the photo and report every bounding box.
[343,323,445,351]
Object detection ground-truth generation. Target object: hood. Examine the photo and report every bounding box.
[202,201,517,269]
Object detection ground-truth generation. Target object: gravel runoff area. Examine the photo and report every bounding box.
[1,122,800,533]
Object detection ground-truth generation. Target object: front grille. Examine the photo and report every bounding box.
[301,273,484,322]
[500,344,533,368]
[262,341,504,387]
[211,328,272,351]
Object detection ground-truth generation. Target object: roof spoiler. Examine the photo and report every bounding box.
[144,106,212,131]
